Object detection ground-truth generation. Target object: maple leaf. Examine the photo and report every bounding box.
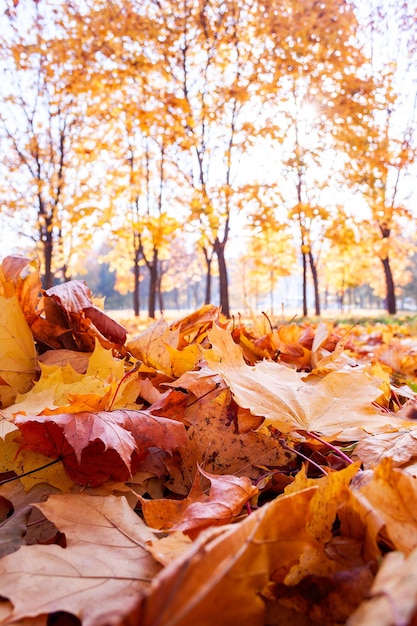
[5,340,135,417]
[127,319,201,378]
[0,280,37,408]
[140,466,258,538]
[204,325,411,441]
[127,318,180,375]
[0,431,74,492]
[0,494,162,625]
[165,387,292,495]
[14,409,186,486]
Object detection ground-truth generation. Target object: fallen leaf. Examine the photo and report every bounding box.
[37,348,90,373]
[30,280,127,354]
[126,318,180,375]
[145,531,193,566]
[0,507,31,558]
[0,431,74,492]
[0,293,37,408]
[0,493,161,625]
[141,487,320,626]
[140,466,258,538]
[353,429,417,470]
[356,457,417,555]
[165,388,292,495]
[204,325,409,440]
[141,466,372,626]
[15,409,186,486]
[5,341,137,417]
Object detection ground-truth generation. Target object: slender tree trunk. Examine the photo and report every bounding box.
[148,248,158,318]
[301,250,308,317]
[381,256,396,314]
[133,250,141,316]
[309,250,320,316]
[215,239,230,318]
[157,271,164,315]
[379,225,396,315]
[39,196,54,288]
[203,247,213,304]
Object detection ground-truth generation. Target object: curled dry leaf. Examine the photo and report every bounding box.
[140,466,258,538]
[30,280,127,354]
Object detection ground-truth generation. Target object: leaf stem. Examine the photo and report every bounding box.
[305,431,355,467]
[279,439,328,476]
[108,361,141,411]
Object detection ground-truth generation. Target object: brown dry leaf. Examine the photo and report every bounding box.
[140,466,258,538]
[30,280,127,354]
[347,548,417,626]
[204,325,408,441]
[37,349,90,373]
[165,388,291,494]
[0,493,161,626]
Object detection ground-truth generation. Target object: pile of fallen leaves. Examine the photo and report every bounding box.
[2,255,417,626]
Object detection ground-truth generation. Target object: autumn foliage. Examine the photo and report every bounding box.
[2,255,417,625]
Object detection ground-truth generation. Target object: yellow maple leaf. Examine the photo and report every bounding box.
[5,340,130,416]
[0,431,74,491]
[0,295,37,409]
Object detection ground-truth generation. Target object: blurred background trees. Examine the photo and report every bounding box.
[0,0,416,317]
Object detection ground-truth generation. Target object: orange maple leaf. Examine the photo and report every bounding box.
[140,466,258,538]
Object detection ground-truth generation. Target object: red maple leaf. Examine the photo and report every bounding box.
[14,410,186,486]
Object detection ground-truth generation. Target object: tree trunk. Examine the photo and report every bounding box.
[203,248,213,305]
[381,255,396,314]
[42,230,54,289]
[148,248,158,318]
[133,251,141,316]
[301,250,308,317]
[309,250,320,316]
[215,239,230,318]
[157,271,164,315]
